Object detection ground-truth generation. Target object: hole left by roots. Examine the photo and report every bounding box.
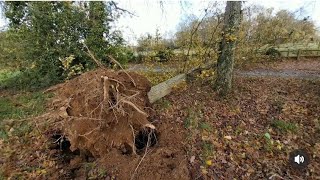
[135,128,158,153]
[50,134,71,151]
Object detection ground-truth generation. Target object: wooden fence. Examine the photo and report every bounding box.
[278,47,320,59]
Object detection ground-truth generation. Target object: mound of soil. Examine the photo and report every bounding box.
[50,69,154,158]
[45,68,189,179]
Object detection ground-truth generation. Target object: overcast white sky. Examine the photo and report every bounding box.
[114,0,320,44]
[0,1,319,45]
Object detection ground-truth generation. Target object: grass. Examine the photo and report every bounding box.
[0,91,51,140]
[156,99,171,109]
[137,71,177,85]
[271,119,298,133]
[0,92,51,120]
[199,122,212,132]
[0,69,22,82]
[184,109,199,129]
[202,141,214,160]
[0,69,53,140]
[0,68,62,91]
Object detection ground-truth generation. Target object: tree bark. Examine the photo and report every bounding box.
[214,1,241,96]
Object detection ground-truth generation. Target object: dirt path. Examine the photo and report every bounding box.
[128,61,320,80]
[128,64,177,73]
[235,69,320,80]
[237,59,320,80]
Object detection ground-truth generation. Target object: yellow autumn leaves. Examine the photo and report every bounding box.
[197,69,215,79]
[59,55,84,79]
[225,34,238,42]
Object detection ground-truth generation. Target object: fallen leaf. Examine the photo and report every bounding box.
[190,156,195,163]
[224,135,232,140]
[201,169,208,175]
[206,160,212,166]
[264,133,271,140]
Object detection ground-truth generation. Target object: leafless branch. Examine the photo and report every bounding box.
[182,7,211,72]
[110,1,137,17]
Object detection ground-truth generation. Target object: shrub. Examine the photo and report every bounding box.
[266,47,281,60]
[155,49,174,62]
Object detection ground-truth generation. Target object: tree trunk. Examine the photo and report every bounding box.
[214,1,241,96]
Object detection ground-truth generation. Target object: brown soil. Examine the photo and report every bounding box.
[44,68,189,179]
[51,69,153,157]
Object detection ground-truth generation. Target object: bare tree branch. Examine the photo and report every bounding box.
[110,1,137,17]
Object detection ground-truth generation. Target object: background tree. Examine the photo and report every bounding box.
[214,1,242,96]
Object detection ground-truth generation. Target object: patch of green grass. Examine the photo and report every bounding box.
[12,122,33,137]
[0,128,8,140]
[263,132,274,152]
[199,122,212,132]
[0,170,5,180]
[202,141,214,159]
[138,71,177,85]
[0,69,22,82]
[0,68,62,91]
[156,99,171,110]
[271,119,298,133]
[184,109,199,129]
[0,91,51,120]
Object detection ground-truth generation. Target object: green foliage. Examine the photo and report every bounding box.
[155,49,174,62]
[60,55,85,79]
[265,47,281,60]
[109,46,136,65]
[271,119,297,133]
[133,54,145,64]
[1,2,127,89]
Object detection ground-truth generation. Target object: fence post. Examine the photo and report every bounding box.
[297,49,301,60]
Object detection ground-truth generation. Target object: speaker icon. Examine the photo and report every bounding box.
[289,149,310,169]
[294,155,304,164]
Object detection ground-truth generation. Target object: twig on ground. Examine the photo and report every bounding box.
[269,173,284,180]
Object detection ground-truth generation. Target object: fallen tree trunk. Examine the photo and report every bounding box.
[148,74,186,103]
[147,63,216,103]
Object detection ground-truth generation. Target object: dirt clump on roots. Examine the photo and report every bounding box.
[45,68,189,179]
[50,68,155,157]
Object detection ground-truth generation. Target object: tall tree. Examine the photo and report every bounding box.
[214,1,242,96]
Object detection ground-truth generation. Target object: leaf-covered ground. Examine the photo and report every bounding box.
[163,77,320,179]
[1,61,320,179]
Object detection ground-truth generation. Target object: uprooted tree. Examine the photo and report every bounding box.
[48,69,157,157]
[214,1,242,96]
